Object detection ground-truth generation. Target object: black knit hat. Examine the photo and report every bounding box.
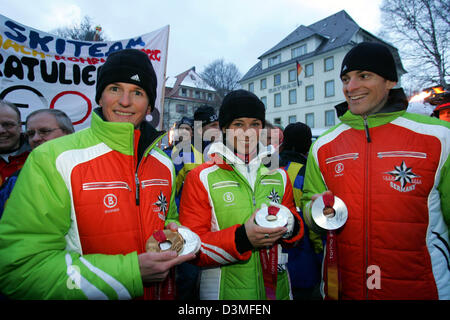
[219,90,266,129]
[177,116,194,129]
[95,49,157,110]
[340,42,398,82]
[194,105,218,127]
[282,122,312,154]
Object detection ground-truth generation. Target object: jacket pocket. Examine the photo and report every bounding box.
[377,151,427,159]
[141,179,169,189]
[82,181,131,191]
[325,152,359,164]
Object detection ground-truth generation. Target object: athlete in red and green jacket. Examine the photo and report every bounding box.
[0,49,194,300]
[302,42,450,300]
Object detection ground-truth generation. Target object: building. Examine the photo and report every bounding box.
[162,67,219,131]
[240,10,406,133]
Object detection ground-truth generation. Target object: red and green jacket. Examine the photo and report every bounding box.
[302,89,450,300]
[180,142,304,300]
[0,109,177,300]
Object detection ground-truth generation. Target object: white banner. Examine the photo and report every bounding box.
[0,14,169,130]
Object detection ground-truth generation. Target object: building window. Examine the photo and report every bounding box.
[261,96,267,109]
[274,93,281,107]
[305,113,314,128]
[176,104,186,113]
[325,80,335,97]
[291,44,306,58]
[274,73,281,86]
[305,85,314,101]
[289,89,297,104]
[207,93,213,101]
[248,82,254,92]
[305,63,314,77]
[324,56,334,72]
[288,69,296,82]
[268,54,281,67]
[180,88,187,97]
[195,91,201,99]
[289,115,297,124]
[325,110,335,126]
[260,78,267,90]
[274,117,282,126]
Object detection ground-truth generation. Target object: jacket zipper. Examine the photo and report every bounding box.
[135,172,140,205]
[134,132,166,206]
[363,116,371,143]
[363,116,371,299]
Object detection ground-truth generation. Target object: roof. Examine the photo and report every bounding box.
[166,67,215,96]
[241,10,406,82]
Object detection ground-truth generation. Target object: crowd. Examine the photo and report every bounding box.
[0,42,448,300]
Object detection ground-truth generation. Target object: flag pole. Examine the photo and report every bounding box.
[159,25,170,130]
[157,25,170,148]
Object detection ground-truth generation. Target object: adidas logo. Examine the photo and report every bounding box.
[342,65,348,72]
[131,74,140,82]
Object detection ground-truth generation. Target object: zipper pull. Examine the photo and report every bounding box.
[135,173,140,206]
[363,116,371,143]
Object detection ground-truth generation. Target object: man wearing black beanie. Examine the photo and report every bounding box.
[302,41,450,300]
[0,48,195,300]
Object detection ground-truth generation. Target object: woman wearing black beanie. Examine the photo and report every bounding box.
[179,89,304,300]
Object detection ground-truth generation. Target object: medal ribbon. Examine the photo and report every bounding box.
[151,229,176,300]
[323,192,340,300]
[260,245,278,300]
[326,230,339,300]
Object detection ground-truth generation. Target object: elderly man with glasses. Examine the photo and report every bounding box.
[0,108,74,216]
[0,100,30,186]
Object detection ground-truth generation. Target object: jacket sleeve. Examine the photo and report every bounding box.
[439,154,450,228]
[0,149,143,300]
[301,145,328,233]
[179,167,252,267]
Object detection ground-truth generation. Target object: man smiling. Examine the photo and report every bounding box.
[0,49,195,300]
[301,42,449,300]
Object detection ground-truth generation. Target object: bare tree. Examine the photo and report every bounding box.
[52,16,107,41]
[380,0,449,89]
[200,59,242,100]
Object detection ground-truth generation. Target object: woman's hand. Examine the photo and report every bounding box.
[244,210,287,248]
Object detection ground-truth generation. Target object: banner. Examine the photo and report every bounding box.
[0,14,169,130]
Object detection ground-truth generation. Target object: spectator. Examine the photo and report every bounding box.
[193,104,221,157]
[279,122,322,300]
[0,100,30,185]
[0,109,74,216]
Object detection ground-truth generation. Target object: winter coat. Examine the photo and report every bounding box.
[0,108,177,300]
[302,88,450,300]
[179,141,304,300]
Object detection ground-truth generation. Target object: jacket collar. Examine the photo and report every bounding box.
[207,141,274,168]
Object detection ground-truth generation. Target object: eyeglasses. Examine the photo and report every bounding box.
[26,128,62,138]
[0,121,19,130]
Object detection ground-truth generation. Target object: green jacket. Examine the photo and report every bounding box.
[179,142,304,299]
